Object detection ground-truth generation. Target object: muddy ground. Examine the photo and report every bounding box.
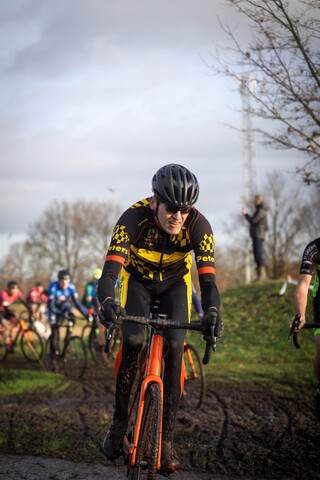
[0,356,320,480]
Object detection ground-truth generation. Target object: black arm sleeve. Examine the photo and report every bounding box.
[97,260,122,305]
[199,272,220,313]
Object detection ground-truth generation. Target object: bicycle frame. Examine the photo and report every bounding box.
[10,317,31,349]
[114,312,214,476]
[128,330,164,469]
[55,321,73,358]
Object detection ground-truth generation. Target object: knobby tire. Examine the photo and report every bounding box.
[128,382,162,480]
[63,335,87,380]
[20,328,43,362]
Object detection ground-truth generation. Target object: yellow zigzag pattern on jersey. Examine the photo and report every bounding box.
[130,198,150,209]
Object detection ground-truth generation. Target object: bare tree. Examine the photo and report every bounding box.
[299,185,320,241]
[0,241,31,291]
[213,0,320,184]
[263,170,306,277]
[218,170,310,286]
[28,198,120,284]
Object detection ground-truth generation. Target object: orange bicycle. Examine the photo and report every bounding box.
[0,314,44,364]
[106,304,216,480]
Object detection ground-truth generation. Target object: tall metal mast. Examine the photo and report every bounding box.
[239,75,259,283]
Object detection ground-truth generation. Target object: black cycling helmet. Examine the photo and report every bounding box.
[58,269,71,281]
[7,280,19,289]
[152,164,199,208]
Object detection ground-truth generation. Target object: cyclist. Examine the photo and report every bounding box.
[192,283,203,320]
[290,237,320,420]
[47,269,89,370]
[0,280,31,352]
[27,282,48,319]
[98,163,223,476]
[81,268,102,308]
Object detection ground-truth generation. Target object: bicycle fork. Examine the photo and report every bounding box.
[129,332,164,469]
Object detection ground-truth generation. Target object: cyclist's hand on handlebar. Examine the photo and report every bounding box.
[289,313,305,332]
[202,308,224,342]
[99,299,126,328]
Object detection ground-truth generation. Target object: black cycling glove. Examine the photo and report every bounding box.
[99,299,126,328]
[201,308,224,342]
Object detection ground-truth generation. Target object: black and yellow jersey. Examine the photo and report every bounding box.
[98,198,219,311]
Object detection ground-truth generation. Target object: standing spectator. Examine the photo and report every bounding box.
[290,237,320,419]
[242,194,268,281]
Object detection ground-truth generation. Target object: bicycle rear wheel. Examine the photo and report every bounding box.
[63,335,87,380]
[128,383,162,480]
[181,343,206,410]
[20,328,43,362]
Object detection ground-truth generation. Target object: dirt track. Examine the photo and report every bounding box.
[1,357,320,480]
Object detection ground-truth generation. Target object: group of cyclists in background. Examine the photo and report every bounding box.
[0,163,319,479]
[0,268,103,360]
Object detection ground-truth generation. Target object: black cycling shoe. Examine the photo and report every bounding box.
[103,418,128,460]
[314,393,320,420]
[158,440,180,477]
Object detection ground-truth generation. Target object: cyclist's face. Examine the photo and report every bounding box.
[59,279,70,289]
[8,287,18,295]
[156,202,189,235]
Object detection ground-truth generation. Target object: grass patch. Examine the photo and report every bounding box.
[0,366,69,397]
[188,280,315,389]
[0,280,316,397]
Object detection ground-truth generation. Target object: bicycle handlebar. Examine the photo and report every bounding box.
[288,313,320,348]
[105,313,216,365]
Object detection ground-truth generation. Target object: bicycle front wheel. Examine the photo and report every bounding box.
[182,343,206,410]
[89,327,108,366]
[63,335,87,380]
[20,328,43,362]
[128,382,162,480]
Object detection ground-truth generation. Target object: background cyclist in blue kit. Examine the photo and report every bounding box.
[47,269,89,369]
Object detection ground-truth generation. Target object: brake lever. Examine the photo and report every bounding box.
[288,313,301,340]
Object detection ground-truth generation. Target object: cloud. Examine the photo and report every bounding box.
[0,0,305,258]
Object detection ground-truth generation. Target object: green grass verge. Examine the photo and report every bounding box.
[1,280,316,398]
[189,279,315,392]
[0,362,69,397]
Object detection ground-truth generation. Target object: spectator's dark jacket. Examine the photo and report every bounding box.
[244,203,268,239]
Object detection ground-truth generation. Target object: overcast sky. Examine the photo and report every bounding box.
[0,0,305,259]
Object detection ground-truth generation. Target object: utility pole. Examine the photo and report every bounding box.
[239,75,259,283]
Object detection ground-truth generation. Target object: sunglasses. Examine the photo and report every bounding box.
[164,204,190,215]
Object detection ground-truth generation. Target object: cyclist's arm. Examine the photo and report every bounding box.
[97,210,134,305]
[47,284,63,315]
[17,291,31,311]
[70,288,89,317]
[291,273,312,329]
[190,213,220,313]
